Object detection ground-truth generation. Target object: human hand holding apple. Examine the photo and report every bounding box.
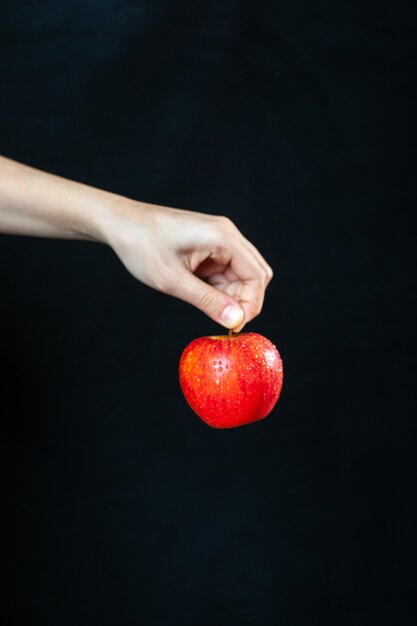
[179,331,283,428]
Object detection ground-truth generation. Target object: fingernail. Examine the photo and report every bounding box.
[220,304,244,329]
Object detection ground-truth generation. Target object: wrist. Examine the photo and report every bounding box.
[90,192,151,248]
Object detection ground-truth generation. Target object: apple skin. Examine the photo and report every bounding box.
[179,332,283,429]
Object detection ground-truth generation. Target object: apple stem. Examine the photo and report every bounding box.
[229,329,233,337]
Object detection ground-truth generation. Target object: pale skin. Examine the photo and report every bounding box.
[0,156,273,332]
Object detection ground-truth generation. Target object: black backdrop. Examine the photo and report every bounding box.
[1,1,416,625]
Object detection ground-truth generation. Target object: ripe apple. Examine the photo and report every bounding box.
[179,332,283,428]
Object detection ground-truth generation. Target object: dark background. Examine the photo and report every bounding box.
[1,1,416,624]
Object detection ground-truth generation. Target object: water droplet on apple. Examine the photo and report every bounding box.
[219,367,223,372]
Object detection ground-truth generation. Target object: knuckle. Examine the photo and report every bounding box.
[198,289,218,313]
[246,298,263,321]
[266,265,274,281]
[217,215,235,231]
[253,301,263,316]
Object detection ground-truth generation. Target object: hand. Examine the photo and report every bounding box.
[0,157,273,331]
[101,199,273,332]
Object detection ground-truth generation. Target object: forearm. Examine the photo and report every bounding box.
[0,155,116,241]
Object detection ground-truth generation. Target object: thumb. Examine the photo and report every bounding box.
[173,270,244,330]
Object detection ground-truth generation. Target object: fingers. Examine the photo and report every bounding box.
[185,217,274,330]
[218,217,274,286]
[226,240,272,327]
[167,268,244,330]
[206,273,266,333]
[233,277,267,332]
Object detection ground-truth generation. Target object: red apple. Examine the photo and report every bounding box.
[179,332,283,428]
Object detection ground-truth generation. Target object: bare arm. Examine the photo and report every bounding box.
[0,156,273,331]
